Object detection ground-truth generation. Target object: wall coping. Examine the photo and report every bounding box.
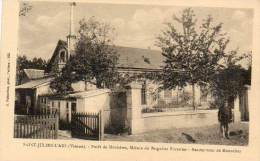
[69,89,111,99]
[142,109,218,118]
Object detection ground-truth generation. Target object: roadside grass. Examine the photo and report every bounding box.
[104,122,248,146]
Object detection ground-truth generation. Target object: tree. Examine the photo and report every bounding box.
[50,17,119,93]
[16,55,48,85]
[209,50,251,107]
[156,8,229,109]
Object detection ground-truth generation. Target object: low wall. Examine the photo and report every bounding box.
[134,110,218,134]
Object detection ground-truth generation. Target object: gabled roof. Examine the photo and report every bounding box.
[24,69,45,80]
[46,40,68,72]
[16,77,54,89]
[47,40,164,70]
[115,46,163,70]
[59,40,68,47]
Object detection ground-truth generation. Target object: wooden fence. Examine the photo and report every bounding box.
[71,111,103,140]
[14,113,59,139]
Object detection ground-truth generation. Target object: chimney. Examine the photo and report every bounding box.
[67,2,76,58]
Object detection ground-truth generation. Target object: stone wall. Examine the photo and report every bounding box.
[125,82,219,134]
[140,110,218,133]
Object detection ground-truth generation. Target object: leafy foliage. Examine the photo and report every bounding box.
[156,8,230,108]
[209,50,251,106]
[50,17,120,93]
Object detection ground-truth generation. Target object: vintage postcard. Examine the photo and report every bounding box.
[0,0,260,161]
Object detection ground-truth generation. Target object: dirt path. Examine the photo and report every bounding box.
[104,122,249,146]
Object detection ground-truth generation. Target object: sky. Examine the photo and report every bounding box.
[18,2,253,61]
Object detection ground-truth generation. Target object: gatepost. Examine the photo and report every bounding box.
[234,97,241,122]
[126,82,144,134]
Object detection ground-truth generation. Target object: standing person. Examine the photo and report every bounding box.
[218,100,232,139]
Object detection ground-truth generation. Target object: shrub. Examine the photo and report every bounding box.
[142,107,164,113]
[153,99,193,110]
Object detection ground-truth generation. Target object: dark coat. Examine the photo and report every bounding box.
[218,105,233,124]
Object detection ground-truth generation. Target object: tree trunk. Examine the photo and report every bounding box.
[192,83,196,110]
[84,80,88,91]
[176,88,179,104]
[96,79,102,88]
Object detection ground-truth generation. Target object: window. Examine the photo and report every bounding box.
[141,82,147,105]
[60,50,66,63]
[52,101,54,108]
[71,103,77,113]
[66,113,69,122]
[66,102,69,122]
[66,102,69,110]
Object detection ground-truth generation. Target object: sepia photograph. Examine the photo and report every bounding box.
[13,1,253,146]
